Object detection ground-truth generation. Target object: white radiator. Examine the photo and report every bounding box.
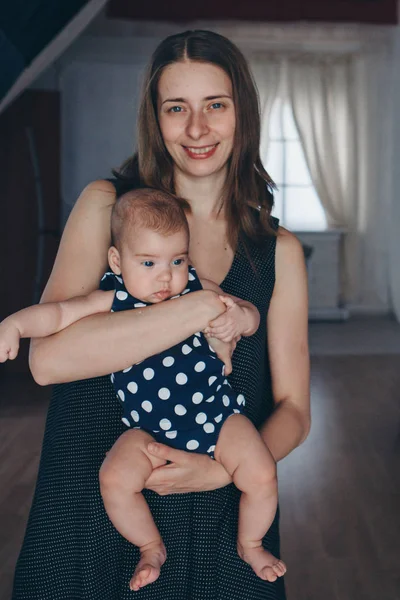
[295,230,349,321]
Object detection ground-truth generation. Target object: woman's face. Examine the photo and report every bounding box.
[158,60,236,181]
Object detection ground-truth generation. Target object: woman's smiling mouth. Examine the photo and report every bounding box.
[183,144,218,159]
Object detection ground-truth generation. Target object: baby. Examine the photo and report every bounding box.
[0,188,286,591]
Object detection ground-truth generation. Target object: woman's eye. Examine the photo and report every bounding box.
[142,261,154,267]
[210,102,223,110]
[169,106,183,113]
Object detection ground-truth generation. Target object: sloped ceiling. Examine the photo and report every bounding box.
[0,0,108,113]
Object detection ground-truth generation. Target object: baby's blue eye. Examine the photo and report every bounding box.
[142,261,154,267]
[173,258,184,266]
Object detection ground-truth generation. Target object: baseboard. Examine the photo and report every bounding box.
[347,305,391,317]
[308,307,350,321]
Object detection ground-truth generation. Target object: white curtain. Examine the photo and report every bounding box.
[286,52,391,310]
[250,56,282,161]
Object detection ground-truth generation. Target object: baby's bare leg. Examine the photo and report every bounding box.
[99,429,167,592]
[215,414,287,582]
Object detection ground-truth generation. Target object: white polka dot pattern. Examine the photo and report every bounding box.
[186,439,200,450]
[130,410,139,422]
[195,412,207,425]
[116,290,128,301]
[176,373,188,385]
[203,422,215,433]
[158,388,170,400]
[127,381,138,394]
[159,418,172,430]
[162,356,174,367]
[143,368,155,381]
[192,392,203,404]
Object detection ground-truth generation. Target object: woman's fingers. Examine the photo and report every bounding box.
[218,295,235,308]
[145,466,175,495]
[207,324,229,334]
[147,442,188,464]
[207,324,236,337]
[208,313,230,328]
[146,452,232,494]
[206,327,236,342]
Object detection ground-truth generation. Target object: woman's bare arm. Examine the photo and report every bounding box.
[29,180,225,385]
[260,227,311,461]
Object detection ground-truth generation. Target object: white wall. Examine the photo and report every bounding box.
[60,59,144,221]
[55,33,160,221]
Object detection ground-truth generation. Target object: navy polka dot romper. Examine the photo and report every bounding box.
[100,266,244,458]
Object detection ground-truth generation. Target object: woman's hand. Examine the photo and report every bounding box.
[144,443,232,495]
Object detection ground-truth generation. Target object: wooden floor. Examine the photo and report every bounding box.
[1,356,399,600]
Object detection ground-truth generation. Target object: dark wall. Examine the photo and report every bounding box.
[107,0,398,24]
[0,90,61,376]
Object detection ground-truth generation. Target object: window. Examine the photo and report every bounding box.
[264,97,327,231]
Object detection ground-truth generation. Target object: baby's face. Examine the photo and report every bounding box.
[117,227,189,303]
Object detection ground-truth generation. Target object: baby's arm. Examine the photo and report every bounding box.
[0,290,114,363]
[200,279,260,343]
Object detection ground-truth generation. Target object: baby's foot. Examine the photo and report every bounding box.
[238,543,287,582]
[129,541,167,592]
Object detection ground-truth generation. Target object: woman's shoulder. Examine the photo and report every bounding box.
[71,180,117,216]
[80,179,117,201]
[276,225,304,254]
[275,226,307,279]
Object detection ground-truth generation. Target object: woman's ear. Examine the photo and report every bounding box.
[108,246,122,275]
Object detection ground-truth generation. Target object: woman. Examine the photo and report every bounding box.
[13,30,310,600]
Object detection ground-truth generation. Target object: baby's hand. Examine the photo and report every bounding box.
[206,335,233,375]
[205,296,247,343]
[205,335,241,376]
[0,321,21,362]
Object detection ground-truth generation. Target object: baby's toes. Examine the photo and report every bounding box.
[261,566,278,582]
[130,566,151,591]
[272,560,287,577]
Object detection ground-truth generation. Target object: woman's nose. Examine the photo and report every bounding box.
[186,110,209,140]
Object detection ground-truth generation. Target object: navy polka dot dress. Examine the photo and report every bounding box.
[12,186,285,600]
[100,266,244,458]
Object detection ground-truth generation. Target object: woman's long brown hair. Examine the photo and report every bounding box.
[114,30,277,249]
